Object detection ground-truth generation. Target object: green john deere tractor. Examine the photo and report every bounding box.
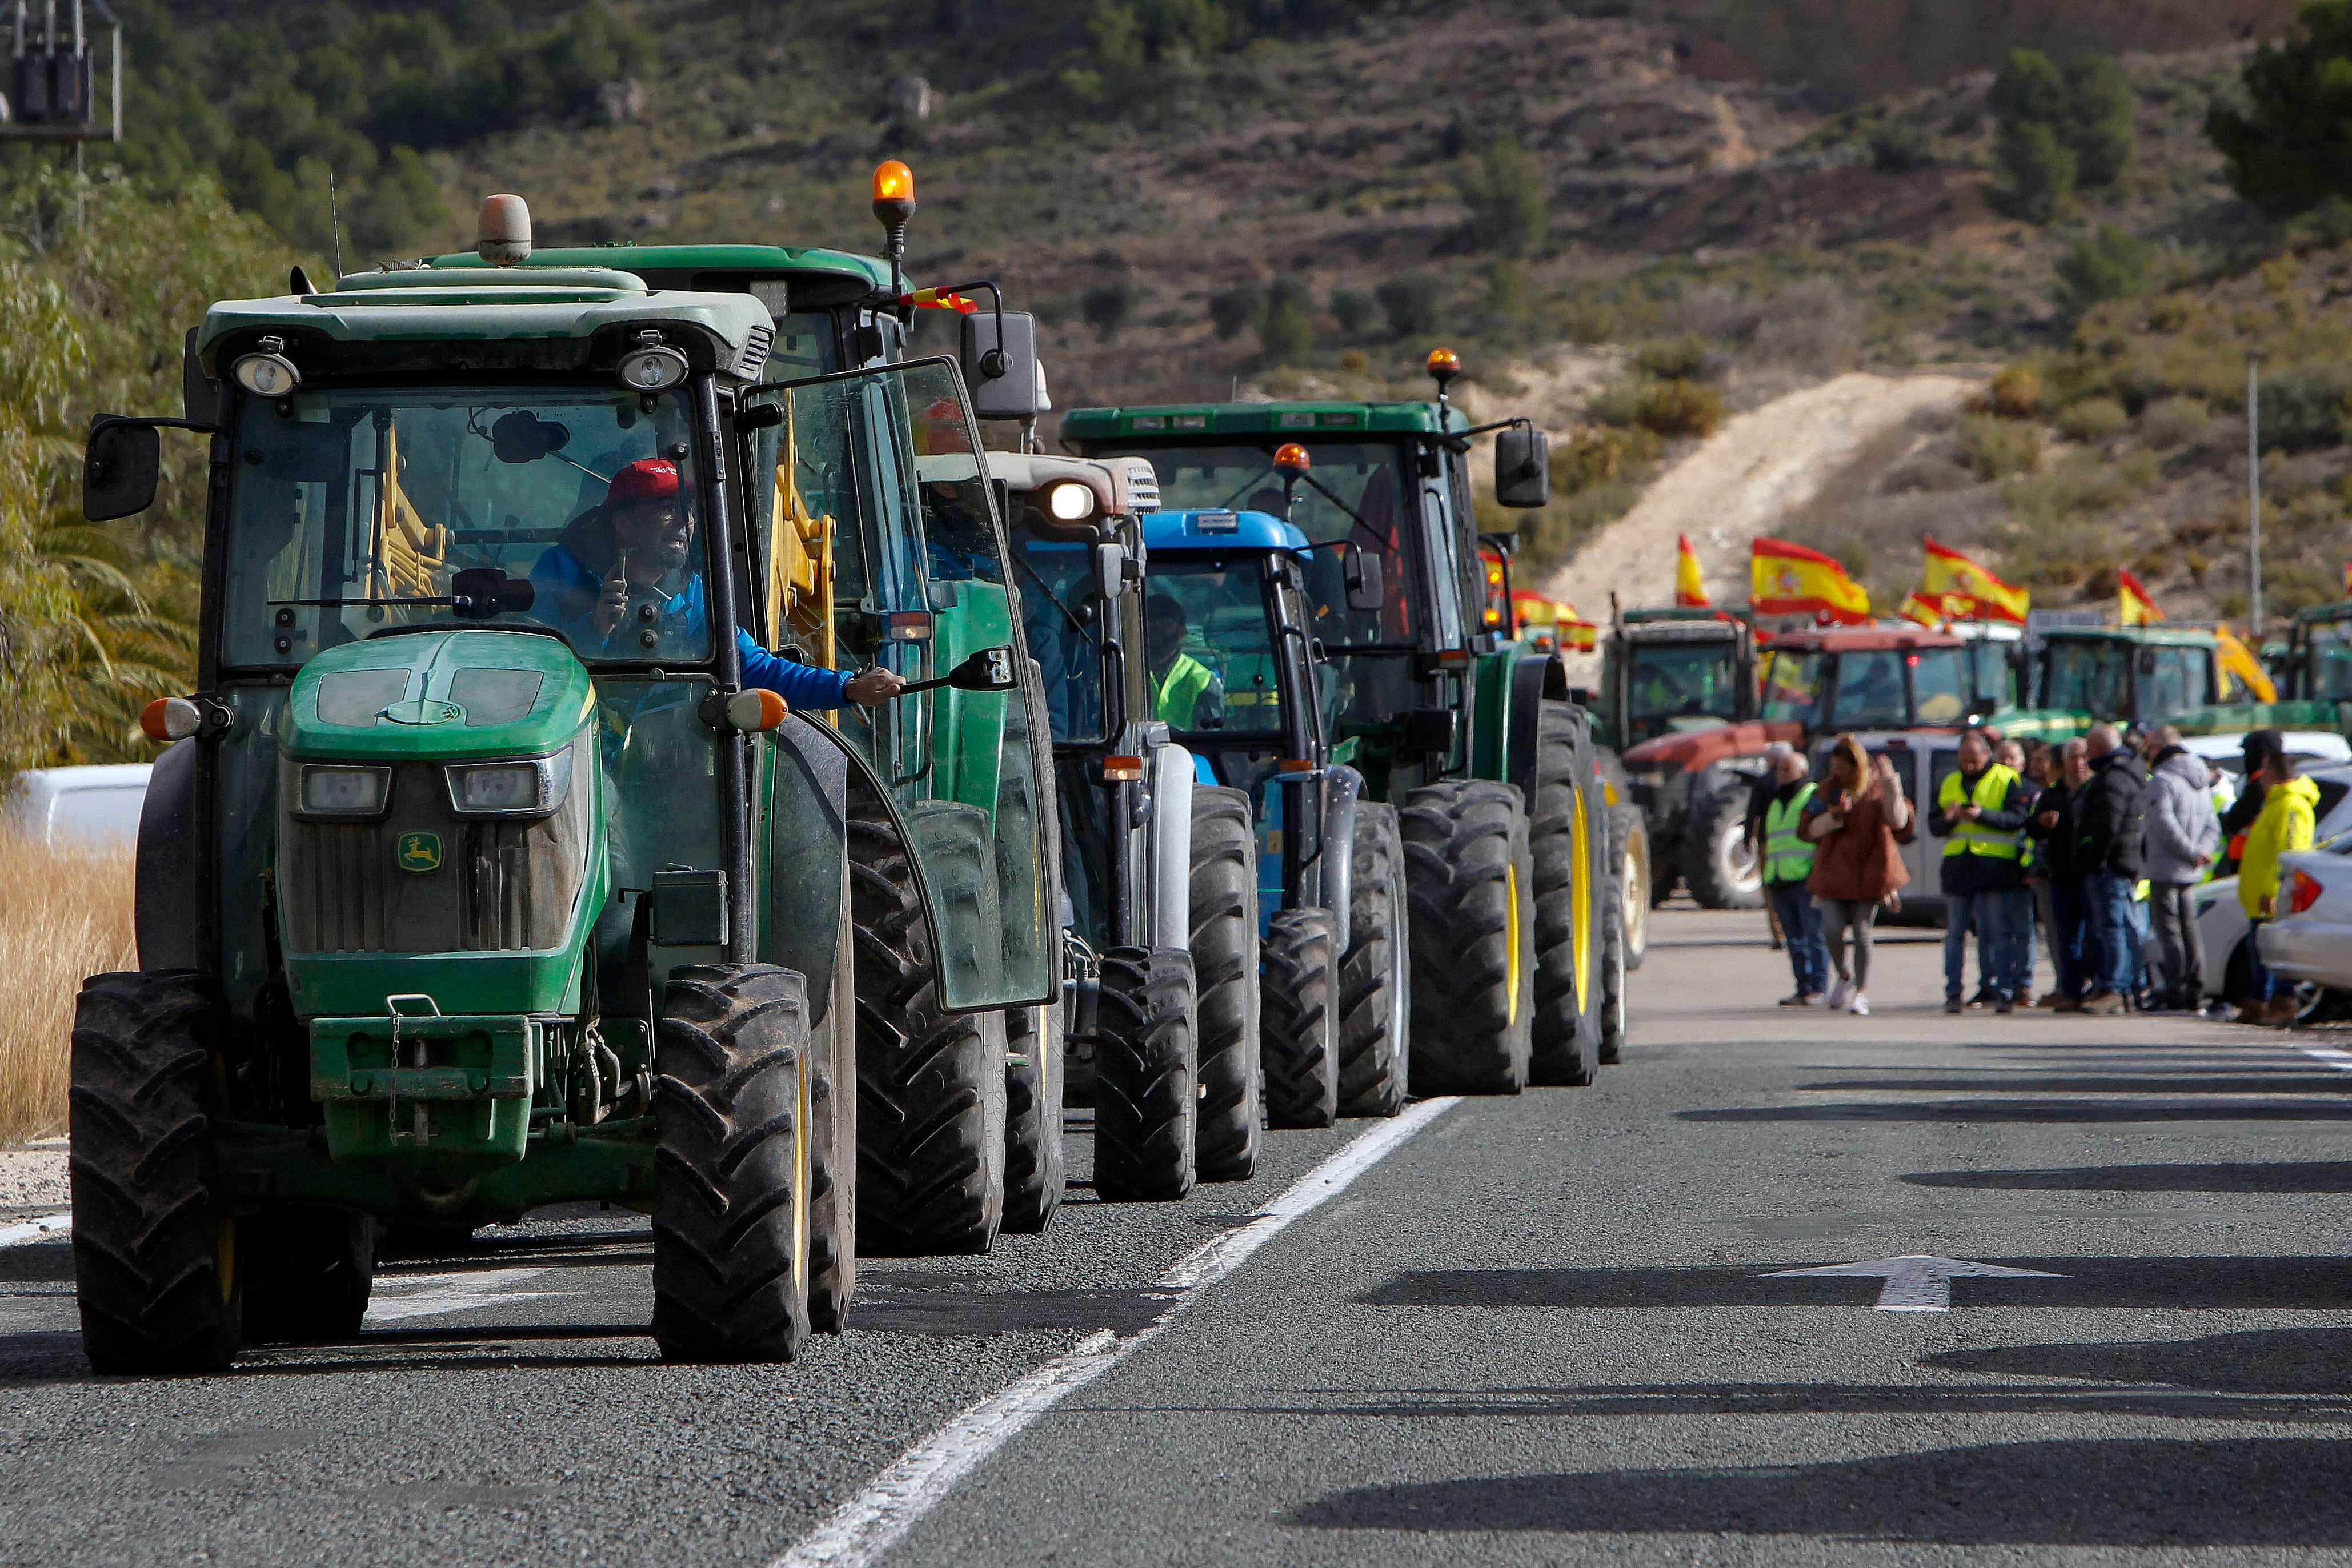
[420,169,1069,1253]
[2169,600,2352,739]
[70,196,1053,1373]
[1998,625,2222,743]
[1065,351,1620,1093]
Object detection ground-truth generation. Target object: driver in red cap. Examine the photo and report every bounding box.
[532,457,903,708]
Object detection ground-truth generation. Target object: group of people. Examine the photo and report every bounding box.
[1754,724,2319,1022]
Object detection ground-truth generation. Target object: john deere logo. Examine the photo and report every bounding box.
[396,832,443,873]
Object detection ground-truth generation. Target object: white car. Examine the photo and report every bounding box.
[2180,731,2351,822]
[2256,847,2352,994]
[2193,763,2352,1014]
[3,764,151,852]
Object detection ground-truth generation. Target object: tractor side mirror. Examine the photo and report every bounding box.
[85,419,161,522]
[1095,542,1127,603]
[450,567,536,620]
[1494,424,1550,509]
[963,310,1042,421]
[948,645,1018,692]
[1345,546,1385,612]
[491,410,571,464]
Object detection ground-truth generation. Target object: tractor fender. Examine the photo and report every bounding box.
[1323,764,1364,954]
[1505,649,1572,805]
[763,715,852,1024]
[135,738,199,971]
[1149,740,1195,951]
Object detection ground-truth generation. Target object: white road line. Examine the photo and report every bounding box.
[363,1267,570,1324]
[2295,1042,2352,1072]
[0,1213,69,1250]
[772,1095,1464,1568]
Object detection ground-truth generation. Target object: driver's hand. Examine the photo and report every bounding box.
[592,574,630,639]
[844,667,907,706]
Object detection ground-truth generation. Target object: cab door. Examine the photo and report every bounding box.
[748,357,1053,1011]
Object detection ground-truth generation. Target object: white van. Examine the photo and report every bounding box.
[4,764,153,852]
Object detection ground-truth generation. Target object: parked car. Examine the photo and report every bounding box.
[2178,731,2351,821]
[3,764,151,852]
[2194,764,2352,1018]
[2254,846,2352,1005]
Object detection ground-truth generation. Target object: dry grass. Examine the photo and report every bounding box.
[0,832,135,1144]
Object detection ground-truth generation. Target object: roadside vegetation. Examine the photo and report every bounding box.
[0,833,134,1142]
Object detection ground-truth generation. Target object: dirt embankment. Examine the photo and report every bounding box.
[1538,370,1982,619]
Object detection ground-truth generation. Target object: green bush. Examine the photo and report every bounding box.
[1961,415,2042,479]
[2256,361,2352,450]
[1330,288,1375,336]
[1634,334,1709,381]
[1375,271,1440,338]
[1258,276,1315,364]
[1990,119,2077,224]
[2141,395,2211,446]
[1082,278,1137,341]
[2054,225,2159,318]
[1453,136,1548,258]
[1869,118,1930,173]
[1209,283,1265,340]
[2057,396,2130,443]
[2209,0,2352,218]
[1633,380,1726,440]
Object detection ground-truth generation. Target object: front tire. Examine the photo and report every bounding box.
[1683,787,1764,911]
[1092,947,1197,1203]
[1189,787,1261,1182]
[1337,804,1409,1118]
[1403,780,1534,1095]
[1001,998,1066,1233]
[1598,892,1628,1065]
[1261,906,1339,1128]
[241,1209,376,1343]
[1609,803,1650,970]
[69,970,241,1375]
[1529,702,1606,1088]
[652,963,813,1364]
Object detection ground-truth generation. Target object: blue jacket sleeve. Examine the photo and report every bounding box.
[738,630,855,710]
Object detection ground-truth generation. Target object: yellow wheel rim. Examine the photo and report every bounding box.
[1570,789,1593,1014]
[792,1050,810,1293]
[1505,861,1524,1025]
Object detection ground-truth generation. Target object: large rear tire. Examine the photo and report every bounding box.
[1337,804,1409,1118]
[69,969,241,1375]
[1261,905,1339,1128]
[1092,946,1197,1203]
[808,908,857,1334]
[848,804,1004,1257]
[1402,780,1534,1095]
[1609,803,1650,971]
[1189,787,1261,1182]
[1528,702,1606,1088]
[1683,787,1764,910]
[1001,998,1066,1233]
[651,963,812,1364]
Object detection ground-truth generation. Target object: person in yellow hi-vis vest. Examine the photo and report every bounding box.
[1145,592,1225,730]
[1932,727,2032,1014]
[1760,746,1829,1005]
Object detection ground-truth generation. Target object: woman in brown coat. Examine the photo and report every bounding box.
[1801,733,1914,1016]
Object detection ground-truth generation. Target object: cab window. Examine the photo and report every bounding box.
[1758,649,1826,726]
[1830,650,1906,731]
[1912,647,1968,724]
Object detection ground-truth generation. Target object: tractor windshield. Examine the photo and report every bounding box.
[2309,625,2352,700]
[1758,648,1826,726]
[222,386,706,668]
[1624,640,1738,745]
[1147,558,1287,737]
[2042,639,2130,716]
[1007,528,1108,744]
[2142,644,2211,715]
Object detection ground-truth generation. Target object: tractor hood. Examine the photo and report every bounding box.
[1622,719,1804,773]
[281,629,597,762]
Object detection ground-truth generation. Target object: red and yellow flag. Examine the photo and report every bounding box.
[1897,591,1946,627]
[2118,568,2163,626]
[1921,537,2028,624]
[1675,534,1709,608]
[1752,538,1870,624]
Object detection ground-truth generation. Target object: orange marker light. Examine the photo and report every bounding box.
[1425,347,1461,381]
[1102,756,1145,783]
[1273,442,1311,475]
[872,160,915,206]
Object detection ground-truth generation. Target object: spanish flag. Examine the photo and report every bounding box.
[1921,537,2029,624]
[1897,591,1946,627]
[2118,568,2163,626]
[2217,624,2276,702]
[1752,538,1871,624]
[1675,534,1709,608]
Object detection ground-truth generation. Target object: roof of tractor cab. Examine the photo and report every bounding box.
[2296,600,2352,626]
[2041,625,2218,648]
[1143,508,1311,555]
[196,265,776,379]
[1767,627,1965,652]
[430,244,889,308]
[1063,401,1465,440]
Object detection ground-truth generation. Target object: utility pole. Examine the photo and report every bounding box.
[2248,348,2265,637]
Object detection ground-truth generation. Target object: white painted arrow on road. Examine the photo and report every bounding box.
[1763,1254,2066,1311]
[363,1267,572,1324]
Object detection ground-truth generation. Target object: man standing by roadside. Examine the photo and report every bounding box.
[1933,727,2032,1014]
[1760,745,1829,1006]
[2217,729,2280,877]
[2076,722,2150,1015]
[1996,737,2042,1007]
[2030,739,2093,1009]
[2235,734,2318,1025]
[2137,724,2221,1012]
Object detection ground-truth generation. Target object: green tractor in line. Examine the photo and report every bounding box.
[1996,624,2223,743]
[1064,351,1621,1093]
[2167,600,2352,740]
[70,187,1055,1373]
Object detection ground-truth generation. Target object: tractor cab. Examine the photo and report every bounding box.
[2002,626,2221,741]
[1601,609,1753,752]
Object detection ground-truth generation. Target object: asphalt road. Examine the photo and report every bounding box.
[6,907,2352,1565]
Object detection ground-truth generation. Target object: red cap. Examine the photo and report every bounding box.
[919,396,971,455]
[607,458,682,506]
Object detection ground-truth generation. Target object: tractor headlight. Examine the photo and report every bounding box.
[1040,480,1099,522]
[444,752,571,818]
[232,352,301,398]
[297,764,392,819]
[616,344,690,392]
